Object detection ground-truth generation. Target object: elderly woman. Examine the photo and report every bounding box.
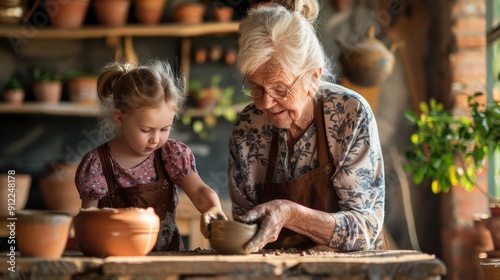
[228,0,385,253]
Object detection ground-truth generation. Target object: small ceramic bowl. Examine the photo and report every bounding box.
[209,219,257,255]
[16,210,73,259]
[73,207,159,257]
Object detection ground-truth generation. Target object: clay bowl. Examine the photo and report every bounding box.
[209,219,257,255]
[73,207,159,257]
[16,210,73,259]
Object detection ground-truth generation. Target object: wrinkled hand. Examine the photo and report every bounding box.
[200,207,227,239]
[235,199,294,254]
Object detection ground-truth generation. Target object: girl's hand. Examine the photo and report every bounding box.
[235,199,294,254]
[200,207,227,239]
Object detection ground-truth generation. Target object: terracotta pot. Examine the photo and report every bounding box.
[212,6,233,22]
[481,262,500,280]
[73,207,160,257]
[134,0,166,25]
[209,219,257,255]
[39,162,82,216]
[2,89,25,105]
[483,216,500,251]
[173,3,206,24]
[67,76,98,104]
[194,87,220,108]
[33,81,62,104]
[44,0,90,29]
[0,174,31,216]
[16,210,73,259]
[94,0,131,27]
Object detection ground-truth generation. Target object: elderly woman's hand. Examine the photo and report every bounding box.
[200,207,227,239]
[235,199,296,254]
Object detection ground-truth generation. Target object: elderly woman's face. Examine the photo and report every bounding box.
[247,66,313,129]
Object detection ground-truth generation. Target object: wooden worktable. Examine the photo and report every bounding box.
[1,249,446,279]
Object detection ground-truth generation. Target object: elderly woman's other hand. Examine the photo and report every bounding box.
[200,207,227,239]
[236,199,296,254]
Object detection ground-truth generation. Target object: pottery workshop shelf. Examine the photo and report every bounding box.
[0,249,446,279]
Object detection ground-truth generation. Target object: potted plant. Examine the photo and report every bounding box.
[403,92,500,247]
[2,76,25,105]
[33,68,62,104]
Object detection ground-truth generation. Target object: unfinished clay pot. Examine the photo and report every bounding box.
[73,207,159,257]
[16,210,73,259]
[0,174,31,217]
[209,219,257,255]
[39,162,82,216]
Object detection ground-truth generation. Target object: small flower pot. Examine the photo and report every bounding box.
[212,6,233,22]
[94,0,131,27]
[209,220,257,255]
[44,0,90,29]
[16,210,73,259]
[33,81,62,104]
[173,3,206,24]
[0,174,31,216]
[67,76,98,104]
[134,0,166,25]
[2,89,25,105]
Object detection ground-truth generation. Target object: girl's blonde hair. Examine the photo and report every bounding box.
[237,0,333,80]
[97,60,185,141]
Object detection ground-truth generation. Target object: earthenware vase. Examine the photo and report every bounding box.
[134,0,166,25]
[44,0,90,29]
[0,174,31,216]
[73,207,160,257]
[209,219,257,255]
[39,162,81,215]
[16,210,73,259]
[94,0,131,27]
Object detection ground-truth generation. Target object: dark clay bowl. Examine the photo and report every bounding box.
[209,219,257,255]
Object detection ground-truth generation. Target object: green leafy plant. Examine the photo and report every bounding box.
[404,92,500,204]
[3,76,23,90]
[33,68,61,83]
[182,74,251,140]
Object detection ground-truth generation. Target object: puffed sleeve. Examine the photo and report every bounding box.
[75,148,109,200]
[160,139,197,187]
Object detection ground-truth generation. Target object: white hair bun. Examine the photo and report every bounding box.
[271,0,319,22]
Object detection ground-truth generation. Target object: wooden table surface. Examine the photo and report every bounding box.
[1,249,446,279]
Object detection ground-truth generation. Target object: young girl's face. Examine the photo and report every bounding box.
[117,102,175,157]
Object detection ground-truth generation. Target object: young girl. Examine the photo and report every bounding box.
[75,60,227,251]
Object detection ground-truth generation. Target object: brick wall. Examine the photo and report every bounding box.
[445,0,491,279]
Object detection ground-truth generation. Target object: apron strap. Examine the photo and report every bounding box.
[97,144,117,195]
[314,97,333,167]
[266,129,279,182]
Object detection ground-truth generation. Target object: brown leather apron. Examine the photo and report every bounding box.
[260,98,341,250]
[97,145,184,251]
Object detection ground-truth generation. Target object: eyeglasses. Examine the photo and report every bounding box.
[240,73,304,99]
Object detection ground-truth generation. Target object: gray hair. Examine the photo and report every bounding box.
[237,0,333,80]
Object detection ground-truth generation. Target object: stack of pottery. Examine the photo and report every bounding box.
[73,207,159,257]
[16,210,73,259]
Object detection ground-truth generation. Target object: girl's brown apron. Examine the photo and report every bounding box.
[261,98,340,250]
[97,145,184,251]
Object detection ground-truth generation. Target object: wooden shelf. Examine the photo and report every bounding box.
[0,102,249,117]
[0,22,239,39]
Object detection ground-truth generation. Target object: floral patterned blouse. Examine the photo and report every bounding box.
[75,139,197,204]
[228,82,385,251]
